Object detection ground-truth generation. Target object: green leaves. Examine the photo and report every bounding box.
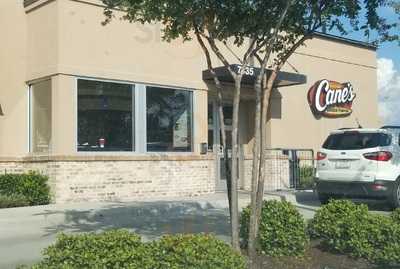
[0,193,30,208]
[310,200,400,266]
[0,172,51,206]
[102,0,398,52]
[391,208,400,223]
[299,166,315,189]
[31,231,246,269]
[240,200,309,257]
[153,234,246,269]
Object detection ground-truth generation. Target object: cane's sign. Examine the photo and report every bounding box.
[307,79,356,118]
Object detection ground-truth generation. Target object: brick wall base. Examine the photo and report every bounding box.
[0,159,215,203]
[242,157,290,191]
[0,153,298,203]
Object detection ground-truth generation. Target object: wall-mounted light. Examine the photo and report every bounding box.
[0,104,3,116]
[200,143,208,155]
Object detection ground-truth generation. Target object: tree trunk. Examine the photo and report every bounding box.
[247,77,263,266]
[216,96,232,218]
[253,71,278,241]
[194,32,233,222]
[230,77,242,251]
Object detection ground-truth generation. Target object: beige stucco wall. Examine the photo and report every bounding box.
[270,39,378,153]
[0,0,28,157]
[56,0,206,90]
[51,75,76,155]
[0,0,380,202]
[3,0,378,158]
[26,0,59,80]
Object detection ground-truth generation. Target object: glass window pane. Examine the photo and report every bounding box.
[208,130,214,151]
[78,79,133,152]
[146,87,192,152]
[223,105,233,126]
[208,104,213,125]
[31,80,52,153]
[322,132,391,150]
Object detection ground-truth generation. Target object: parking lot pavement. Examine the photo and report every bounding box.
[0,191,392,269]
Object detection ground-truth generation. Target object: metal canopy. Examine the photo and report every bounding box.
[202,64,307,88]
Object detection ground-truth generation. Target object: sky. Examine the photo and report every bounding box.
[330,5,399,125]
[373,6,399,125]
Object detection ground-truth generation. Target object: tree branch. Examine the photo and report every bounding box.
[204,34,238,79]
[277,34,312,70]
[223,42,243,64]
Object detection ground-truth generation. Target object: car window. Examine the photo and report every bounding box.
[322,132,391,150]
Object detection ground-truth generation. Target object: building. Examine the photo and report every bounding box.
[0,0,379,203]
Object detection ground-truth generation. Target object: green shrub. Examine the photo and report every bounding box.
[309,199,369,253]
[153,234,246,269]
[0,172,50,205]
[32,231,246,269]
[365,215,400,266]
[240,200,309,257]
[0,193,30,208]
[299,166,315,189]
[310,199,400,266]
[391,208,400,223]
[33,230,151,269]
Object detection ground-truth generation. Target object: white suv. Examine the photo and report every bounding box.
[315,127,400,208]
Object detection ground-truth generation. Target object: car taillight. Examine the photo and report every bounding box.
[363,151,392,162]
[317,152,327,161]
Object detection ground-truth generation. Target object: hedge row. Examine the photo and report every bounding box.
[31,231,246,269]
[391,208,400,223]
[241,199,400,266]
[0,172,50,207]
[14,187,400,267]
[240,200,309,257]
[310,200,400,266]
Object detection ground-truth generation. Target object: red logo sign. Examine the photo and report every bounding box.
[307,80,356,118]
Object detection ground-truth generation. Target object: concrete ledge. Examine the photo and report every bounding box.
[0,154,215,163]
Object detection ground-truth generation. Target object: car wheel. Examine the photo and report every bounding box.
[389,180,400,209]
[318,193,331,205]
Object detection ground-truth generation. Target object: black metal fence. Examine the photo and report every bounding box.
[265,149,315,190]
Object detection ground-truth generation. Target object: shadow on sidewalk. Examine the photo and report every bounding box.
[35,201,231,241]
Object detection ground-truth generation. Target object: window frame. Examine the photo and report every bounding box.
[74,77,194,155]
[76,78,135,153]
[28,78,53,155]
[146,85,194,153]
[322,132,392,150]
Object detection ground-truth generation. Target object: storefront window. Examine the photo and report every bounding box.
[76,79,193,153]
[31,80,52,153]
[147,87,192,152]
[77,79,133,152]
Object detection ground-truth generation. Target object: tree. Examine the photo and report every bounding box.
[241,1,398,265]
[101,0,295,251]
[101,0,398,265]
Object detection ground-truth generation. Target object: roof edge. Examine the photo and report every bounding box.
[313,32,377,51]
[24,0,40,7]
[21,1,377,52]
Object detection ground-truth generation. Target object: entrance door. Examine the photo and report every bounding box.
[208,102,233,191]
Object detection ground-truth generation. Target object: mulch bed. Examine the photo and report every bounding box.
[250,241,391,269]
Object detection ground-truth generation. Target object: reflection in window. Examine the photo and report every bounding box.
[31,80,52,153]
[77,80,133,152]
[208,104,214,150]
[147,87,192,152]
[223,106,233,126]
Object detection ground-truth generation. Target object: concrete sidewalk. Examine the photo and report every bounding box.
[0,191,319,269]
